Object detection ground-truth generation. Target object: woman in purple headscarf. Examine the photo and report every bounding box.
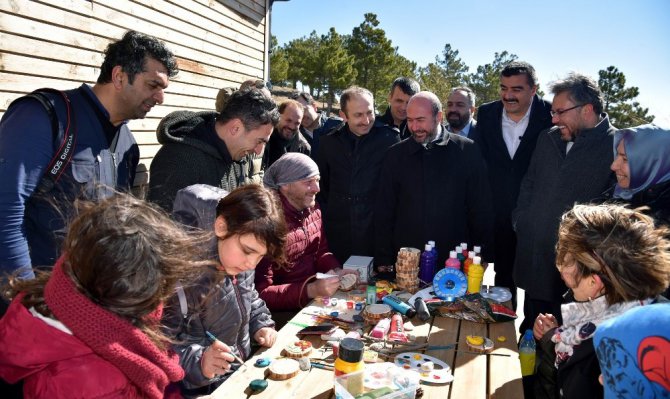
[610,123,670,227]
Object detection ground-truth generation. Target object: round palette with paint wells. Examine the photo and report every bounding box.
[394,352,454,384]
[432,268,467,300]
[480,286,513,303]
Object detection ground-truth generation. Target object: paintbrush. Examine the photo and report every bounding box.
[205,330,248,370]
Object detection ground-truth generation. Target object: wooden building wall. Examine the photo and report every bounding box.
[0,0,270,193]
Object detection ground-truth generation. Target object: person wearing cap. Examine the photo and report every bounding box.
[255,153,357,323]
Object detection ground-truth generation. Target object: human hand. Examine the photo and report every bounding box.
[328,268,358,278]
[201,340,235,379]
[533,313,558,340]
[307,276,340,298]
[254,327,277,347]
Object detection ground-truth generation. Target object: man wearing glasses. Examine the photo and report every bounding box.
[474,61,553,310]
[512,72,615,334]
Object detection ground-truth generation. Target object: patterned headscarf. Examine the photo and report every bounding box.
[263,153,319,189]
[613,124,670,200]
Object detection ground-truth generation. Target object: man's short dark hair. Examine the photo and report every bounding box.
[289,92,316,106]
[340,86,373,116]
[97,30,178,84]
[390,77,420,96]
[217,88,280,130]
[549,72,604,115]
[501,61,538,88]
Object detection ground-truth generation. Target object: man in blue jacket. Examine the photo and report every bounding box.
[0,30,178,284]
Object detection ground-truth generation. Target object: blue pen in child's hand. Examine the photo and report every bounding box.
[205,330,247,370]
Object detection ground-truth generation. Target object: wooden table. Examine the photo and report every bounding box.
[211,295,523,399]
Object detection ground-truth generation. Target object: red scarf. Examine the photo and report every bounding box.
[44,256,184,399]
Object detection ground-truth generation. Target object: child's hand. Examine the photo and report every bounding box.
[254,327,277,347]
[201,340,235,379]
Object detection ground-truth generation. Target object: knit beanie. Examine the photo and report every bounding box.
[263,153,319,189]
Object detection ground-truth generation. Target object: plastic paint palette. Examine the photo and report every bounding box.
[480,286,513,303]
[393,352,454,384]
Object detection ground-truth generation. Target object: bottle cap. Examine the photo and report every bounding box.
[474,245,481,253]
[473,256,481,264]
[460,243,468,249]
[428,240,436,247]
[468,252,475,259]
[338,338,364,363]
[523,329,534,340]
[456,247,463,253]
[449,250,457,258]
[424,244,432,251]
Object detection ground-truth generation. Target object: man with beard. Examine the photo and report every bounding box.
[290,92,343,160]
[0,30,177,282]
[375,91,494,275]
[263,99,310,167]
[472,61,553,308]
[513,72,615,333]
[148,88,279,211]
[376,77,420,140]
[317,86,399,265]
[255,153,357,325]
[445,87,477,138]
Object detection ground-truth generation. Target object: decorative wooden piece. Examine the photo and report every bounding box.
[268,358,300,380]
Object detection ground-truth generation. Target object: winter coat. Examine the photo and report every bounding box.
[0,84,138,277]
[300,112,343,159]
[162,266,274,397]
[316,121,399,263]
[377,107,411,140]
[374,127,494,268]
[0,296,175,399]
[255,193,340,311]
[513,116,615,302]
[148,111,257,211]
[263,129,311,168]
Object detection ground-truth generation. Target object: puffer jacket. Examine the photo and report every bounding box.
[255,193,340,311]
[162,266,274,397]
[148,111,257,211]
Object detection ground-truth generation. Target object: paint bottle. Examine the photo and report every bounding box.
[445,250,461,270]
[467,256,484,294]
[519,330,536,376]
[463,251,475,275]
[370,317,391,339]
[414,297,431,322]
[334,338,365,394]
[419,244,436,286]
[382,294,417,318]
[460,242,469,259]
[428,240,438,266]
[388,313,408,342]
[455,246,465,269]
[366,285,377,305]
[473,245,481,257]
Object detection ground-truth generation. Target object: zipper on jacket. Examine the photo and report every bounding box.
[231,276,248,361]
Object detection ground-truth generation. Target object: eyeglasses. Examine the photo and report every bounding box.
[550,104,584,118]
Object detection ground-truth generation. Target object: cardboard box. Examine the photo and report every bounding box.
[344,255,373,284]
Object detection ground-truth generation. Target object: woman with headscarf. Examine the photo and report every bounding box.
[609,123,670,226]
[255,153,357,324]
[532,204,669,399]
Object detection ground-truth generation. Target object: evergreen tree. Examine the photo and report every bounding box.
[420,43,468,104]
[285,31,320,90]
[598,66,654,127]
[467,51,517,107]
[269,36,288,86]
[317,28,357,113]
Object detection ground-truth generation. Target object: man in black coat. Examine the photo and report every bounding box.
[474,61,553,308]
[513,73,615,333]
[376,77,420,140]
[317,86,399,265]
[375,91,494,274]
[445,87,478,139]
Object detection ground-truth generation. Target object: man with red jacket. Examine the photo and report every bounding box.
[255,153,357,324]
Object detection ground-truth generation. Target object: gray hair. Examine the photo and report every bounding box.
[549,72,604,115]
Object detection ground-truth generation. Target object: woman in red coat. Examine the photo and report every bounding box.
[0,193,212,398]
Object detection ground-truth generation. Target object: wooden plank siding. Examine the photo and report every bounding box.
[0,0,270,195]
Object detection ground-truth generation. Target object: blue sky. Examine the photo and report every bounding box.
[271,0,670,126]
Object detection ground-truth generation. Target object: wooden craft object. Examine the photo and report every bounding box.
[283,340,313,358]
[268,358,301,380]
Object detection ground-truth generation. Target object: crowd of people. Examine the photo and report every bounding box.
[0,30,668,398]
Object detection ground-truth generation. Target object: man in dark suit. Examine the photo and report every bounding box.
[474,61,553,309]
[445,87,477,139]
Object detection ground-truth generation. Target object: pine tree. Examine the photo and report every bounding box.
[598,66,654,128]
